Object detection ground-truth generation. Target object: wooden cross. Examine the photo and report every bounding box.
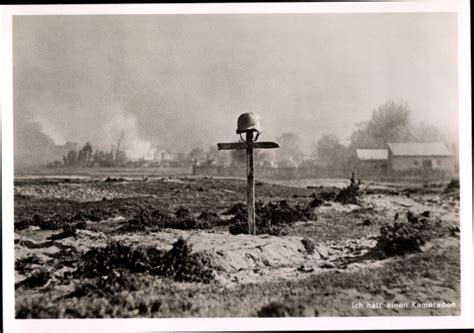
[217,114,279,235]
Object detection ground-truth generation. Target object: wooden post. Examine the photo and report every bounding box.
[246,131,256,235]
[217,119,279,236]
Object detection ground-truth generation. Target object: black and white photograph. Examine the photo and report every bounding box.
[1,1,472,331]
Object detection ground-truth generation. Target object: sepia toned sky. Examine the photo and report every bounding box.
[13,13,458,158]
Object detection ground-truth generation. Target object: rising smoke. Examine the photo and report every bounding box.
[13,14,459,168]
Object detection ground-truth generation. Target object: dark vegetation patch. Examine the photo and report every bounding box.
[317,190,338,201]
[14,178,320,233]
[308,189,340,207]
[444,178,460,200]
[118,207,225,233]
[45,220,89,240]
[15,270,51,289]
[308,195,324,208]
[364,188,400,196]
[257,301,306,317]
[228,200,316,236]
[15,254,44,275]
[15,205,120,231]
[15,214,66,231]
[375,211,445,257]
[68,269,143,298]
[77,238,214,284]
[335,181,361,205]
[104,177,125,182]
[69,208,118,222]
[444,178,459,193]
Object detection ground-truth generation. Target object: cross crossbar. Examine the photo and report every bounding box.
[217,141,280,150]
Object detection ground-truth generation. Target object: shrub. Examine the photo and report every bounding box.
[444,178,459,193]
[335,173,362,205]
[153,238,214,283]
[335,183,360,204]
[375,211,443,257]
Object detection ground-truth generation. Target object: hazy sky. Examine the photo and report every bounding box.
[14,13,458,158]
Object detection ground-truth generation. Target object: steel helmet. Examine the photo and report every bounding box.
[236,112,262,134]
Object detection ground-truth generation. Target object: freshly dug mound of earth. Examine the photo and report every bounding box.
[187,232,329,273]
[15,229,332,285]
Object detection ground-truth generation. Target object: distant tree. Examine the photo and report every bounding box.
[115,149,128,167]
[314,134,354,174]
[412,122,446,143]
[113,132,127,167]
[350,101,414,149]
[77,142,93,167]
[315,134,346,161]
[274,132,304,167]
[92,150,115,167]
[63,150,78,167]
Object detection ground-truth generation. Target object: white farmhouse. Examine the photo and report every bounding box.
[387,142,454,173]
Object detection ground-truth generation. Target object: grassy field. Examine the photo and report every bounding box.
[13,174,460,318]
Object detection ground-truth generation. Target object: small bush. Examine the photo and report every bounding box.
[308,196,324,208]
[444,178,459,193]
[375,211,443,257]
[153,238,214,283]
[335,183,360,204]
[175,207,191,219]
[335,173,362,205]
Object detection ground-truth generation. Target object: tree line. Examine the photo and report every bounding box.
[48,101,450,171]
[47,143,128,168]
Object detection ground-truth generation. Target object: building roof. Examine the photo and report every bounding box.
[387,142,451,157]
[356,149,388,160]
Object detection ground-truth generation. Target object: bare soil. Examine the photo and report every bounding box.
[13,175,460,318]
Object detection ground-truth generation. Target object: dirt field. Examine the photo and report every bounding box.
[13,173,461,318]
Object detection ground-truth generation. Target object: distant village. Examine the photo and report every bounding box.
[43,101,458,179]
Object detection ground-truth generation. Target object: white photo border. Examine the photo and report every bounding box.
[1,1,472,332]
